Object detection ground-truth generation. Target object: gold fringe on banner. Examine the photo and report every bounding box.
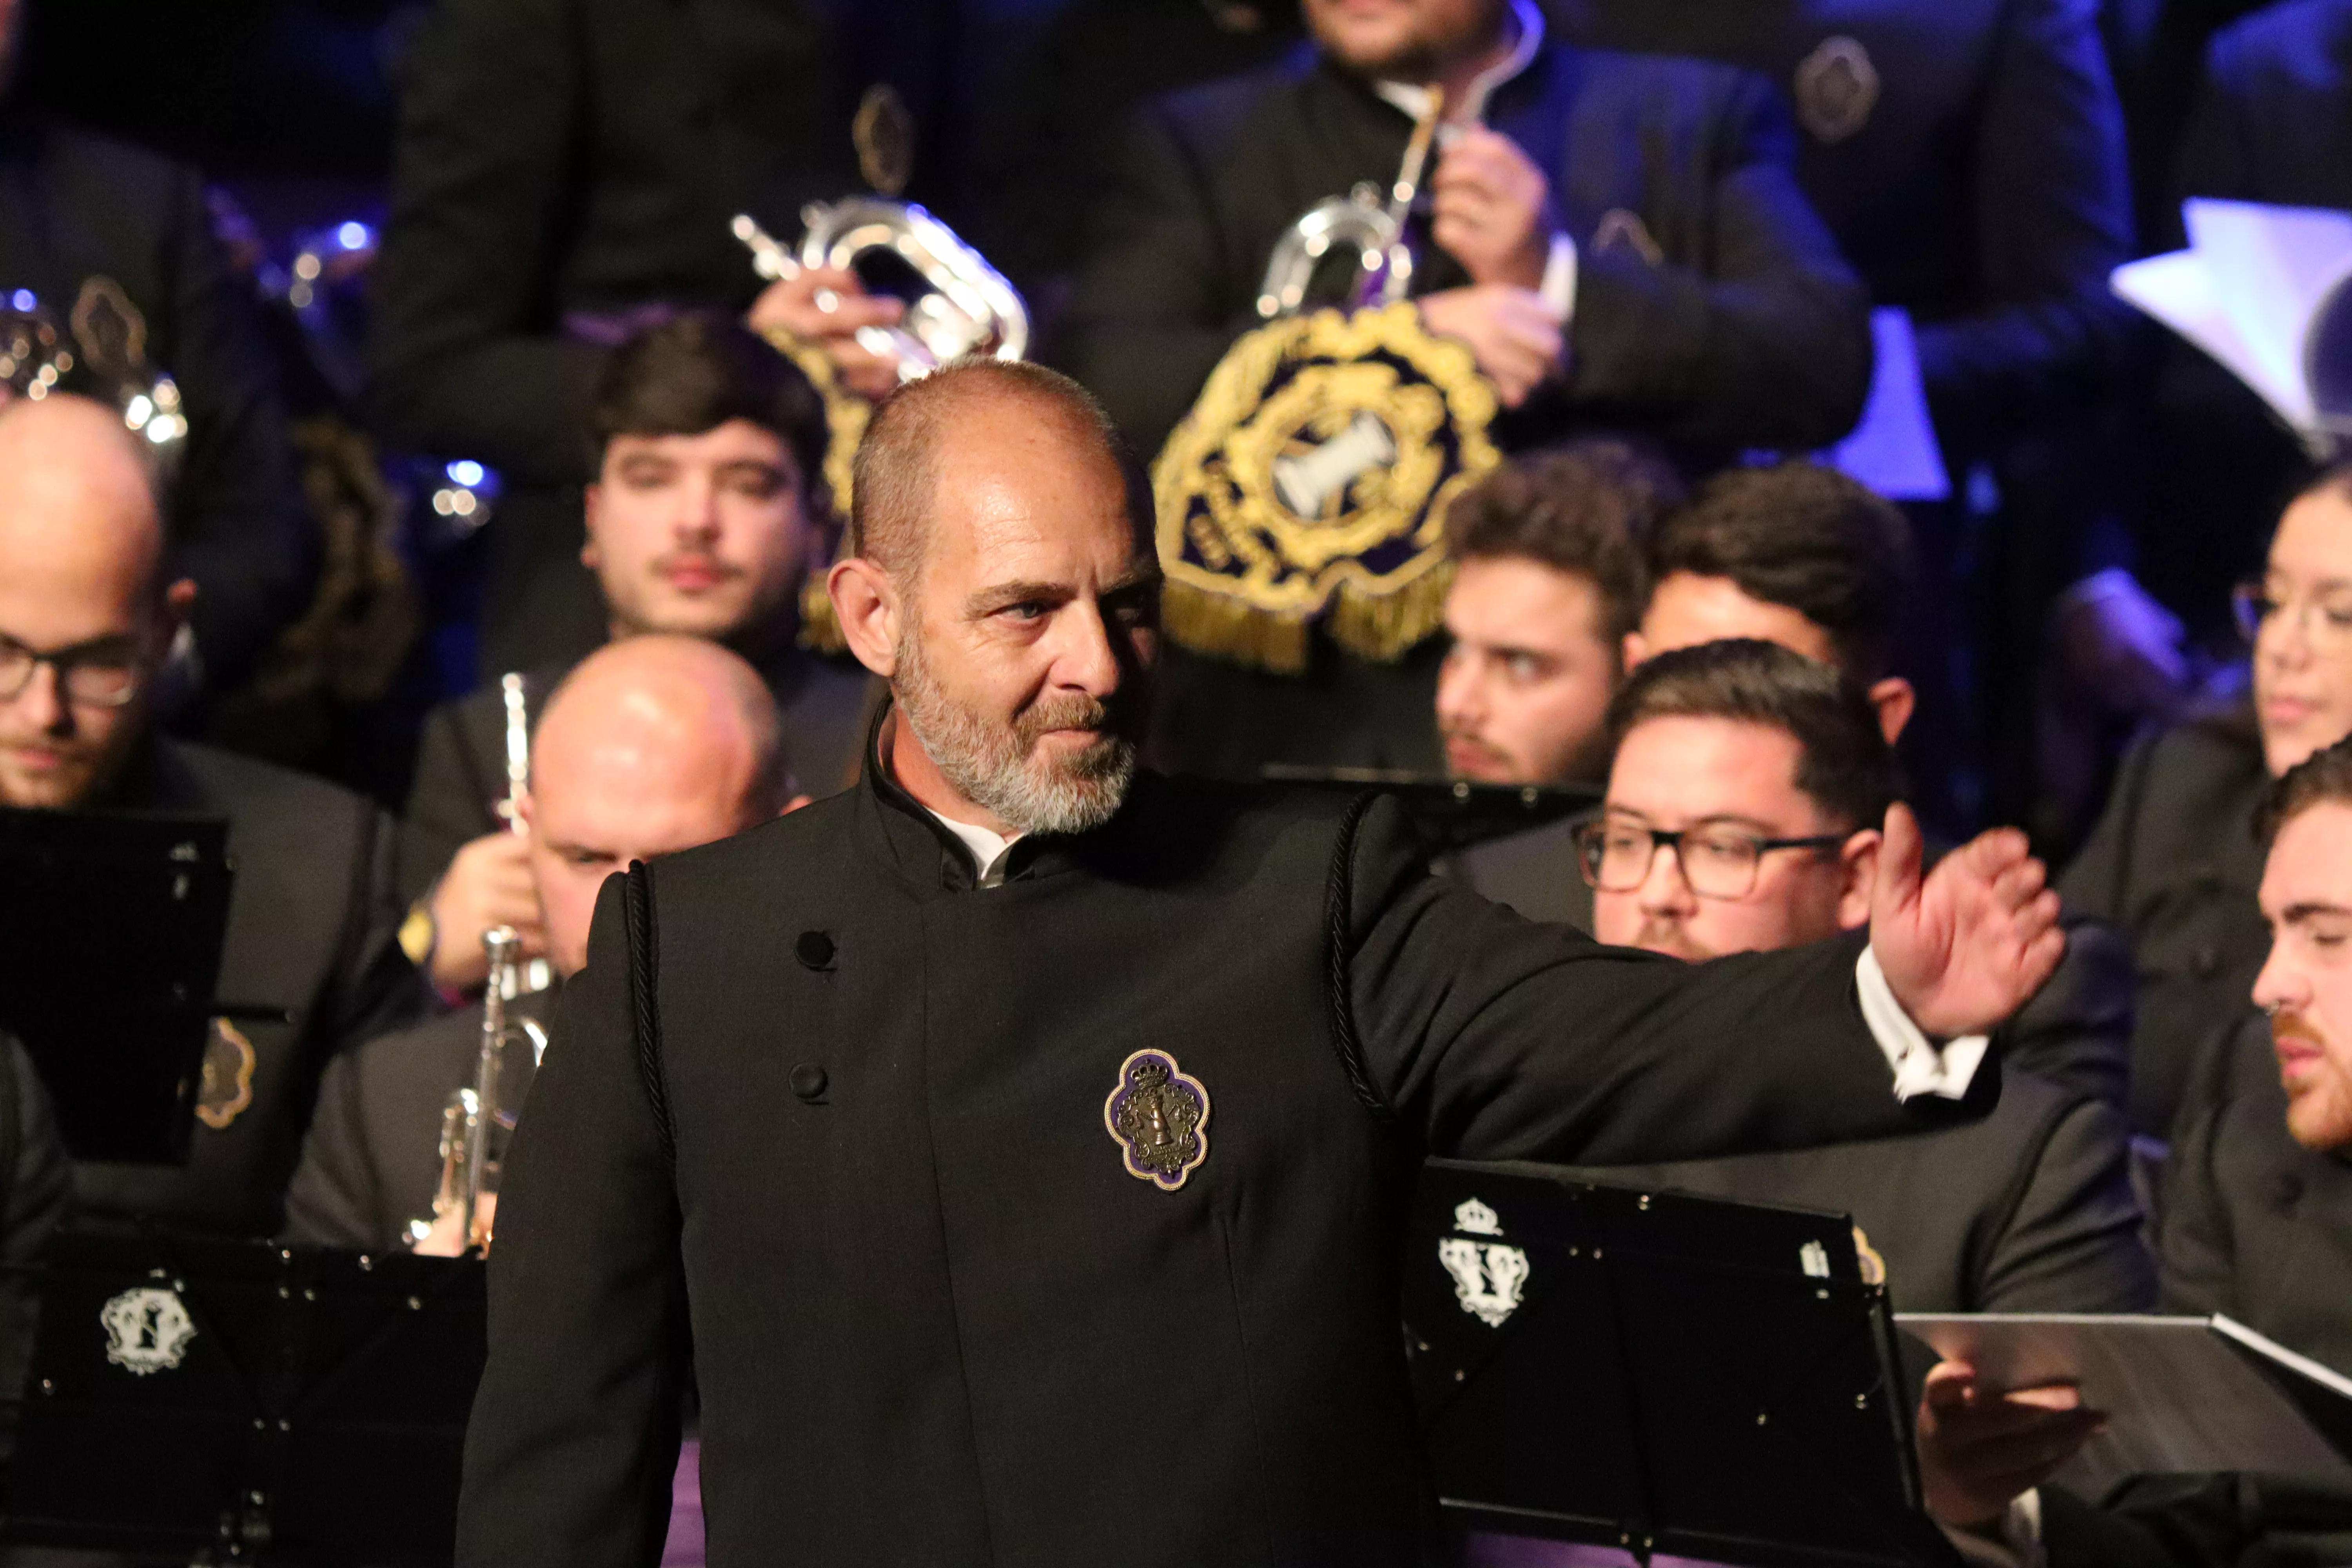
[1325,557,1456,665]
[1161,579,1312,674]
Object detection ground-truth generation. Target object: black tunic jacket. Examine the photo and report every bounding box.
[460,758,1987,1567]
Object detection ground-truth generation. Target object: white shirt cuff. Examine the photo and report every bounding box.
[1858,946,1989,1102]
[1538,231,1577,324]
[1940,1490,2046,1568]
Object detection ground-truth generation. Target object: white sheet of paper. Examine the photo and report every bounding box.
[1822,307,1949,502]
[2192,199,2352,416]
[2112,200,2352,436]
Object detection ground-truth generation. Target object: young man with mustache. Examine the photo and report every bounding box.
[458,359,2073,1568]
[2161,733,2352,1374]
[400,312,875,995]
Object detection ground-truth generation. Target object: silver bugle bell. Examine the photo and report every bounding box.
[1256,87,1445,321]
[409,924,548,1254]
[731,200,1029,383]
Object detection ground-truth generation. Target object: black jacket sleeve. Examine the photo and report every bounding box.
[0,1039,69,1428]
[1976,1091,2153,1312]
[400,697,503,902]
[456,874,686,1568]
[1564,70,1872,452]
[321,803,437,1055]
[1911,0,2137,452]
[1340,798,1984,1164]
[281,1050,391,1252]
[154,159,319,690]
[365,0,609,485]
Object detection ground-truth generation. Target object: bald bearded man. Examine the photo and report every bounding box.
[283,636,800,1252]
[461,361,2067,1568]
[0,393,424,1236]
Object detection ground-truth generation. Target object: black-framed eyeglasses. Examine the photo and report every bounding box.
[1573,817,1848,900]
[0,633,144,708]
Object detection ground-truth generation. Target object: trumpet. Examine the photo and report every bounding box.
[731,201,1029,382]
[1256,89,1444,321]
[409,925,547,1254]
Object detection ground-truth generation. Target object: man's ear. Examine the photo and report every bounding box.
[829,556,901,679]
[1869,676,1916,744]
[1622,628,1650,671]
[579,483,604,572]
[514,787,535,834]
[1835,826,1881,931]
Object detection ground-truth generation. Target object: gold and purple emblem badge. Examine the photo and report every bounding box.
[1103,1049,1211,1191]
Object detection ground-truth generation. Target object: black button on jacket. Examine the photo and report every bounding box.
[461,756,1989,1568]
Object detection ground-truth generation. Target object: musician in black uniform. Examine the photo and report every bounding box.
[1060,0,1869,778]
[365,0,954,677]
[397,314,873,995]
[1546,0,2135,467]
[287,635,797,1254]
[0,393,423,1238]
[0,0,315,697]
[457,361,2076,1567]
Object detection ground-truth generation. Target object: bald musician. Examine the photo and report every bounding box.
[0,392,423,1237]
[461,360,2069,1568]
[284,636,802,1254]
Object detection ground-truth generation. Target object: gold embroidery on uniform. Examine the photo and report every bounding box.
[196,1018,257,1131]
[1152,303,1502,672]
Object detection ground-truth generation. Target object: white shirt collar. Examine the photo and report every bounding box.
[1370,0,1545,127]
[924,808,1020,889]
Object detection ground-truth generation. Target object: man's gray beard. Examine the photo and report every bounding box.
[892,628,1138,836]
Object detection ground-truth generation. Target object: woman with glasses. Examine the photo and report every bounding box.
[2063,463,2352,1139]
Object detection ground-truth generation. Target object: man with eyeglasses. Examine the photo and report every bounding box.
[2065,463,2352,1140]
[1548,637,2150,1559]
[0,392,425,1238]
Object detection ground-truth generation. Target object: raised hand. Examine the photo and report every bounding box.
[1868,803,2065,1038]
[1430,126,1555,290]
[428,831,547,995]
[1416,285,1564,408]
[746,265,906,401]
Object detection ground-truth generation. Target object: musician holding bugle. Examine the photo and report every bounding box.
[1060,0,1873,780]
[287,635,804,1256]
[365,0,957,677]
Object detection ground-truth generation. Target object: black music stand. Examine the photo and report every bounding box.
[1406,1160,1957,1568]
[0,806,239,1162]
[2,1231,485,1566]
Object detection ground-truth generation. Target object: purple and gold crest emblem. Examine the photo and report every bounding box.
[1103,1049,1210,1191]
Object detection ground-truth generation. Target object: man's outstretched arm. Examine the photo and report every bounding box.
[457,875,687,1568]
[1346,798,2064,1164]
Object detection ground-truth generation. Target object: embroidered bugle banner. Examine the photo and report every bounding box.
[1152,302,1501,673]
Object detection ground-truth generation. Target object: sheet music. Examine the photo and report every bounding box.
[2112,199,2352,438]
[1899,1312,2352,1497]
